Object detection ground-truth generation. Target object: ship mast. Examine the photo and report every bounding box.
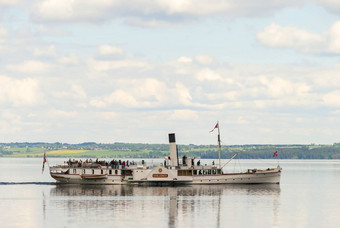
[217,121,221,169]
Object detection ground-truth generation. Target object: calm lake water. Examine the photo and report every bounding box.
[0,158,339,228]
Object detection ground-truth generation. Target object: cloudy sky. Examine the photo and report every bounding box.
[0,0,340,145]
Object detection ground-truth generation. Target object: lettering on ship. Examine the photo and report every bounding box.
[152,174,168,178]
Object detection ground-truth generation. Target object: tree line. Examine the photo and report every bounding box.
[1,142,340,159]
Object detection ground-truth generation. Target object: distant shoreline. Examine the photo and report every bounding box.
[1,142,340,159]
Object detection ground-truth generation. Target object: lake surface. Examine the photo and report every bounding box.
[0,158,339,228]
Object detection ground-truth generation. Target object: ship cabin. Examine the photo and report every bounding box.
[158,133,223,177]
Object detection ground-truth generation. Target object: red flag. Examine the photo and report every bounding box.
[42,152,46,173]
[210,123,219,132]
[273,151,278,157]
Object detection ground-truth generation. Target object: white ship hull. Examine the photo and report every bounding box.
[128,166,281,185]
[50,165,281,185]
[50,173,126,185]
[50,166,132,185]
[191,172,281,184]
[49,131,282,185]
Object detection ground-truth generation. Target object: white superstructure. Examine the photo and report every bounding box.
[49,128,282,185]
[128,132,281,185]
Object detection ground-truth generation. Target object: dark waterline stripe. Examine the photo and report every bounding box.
[0,182,56,185]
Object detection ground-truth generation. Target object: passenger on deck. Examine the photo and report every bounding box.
[183,156,187,165]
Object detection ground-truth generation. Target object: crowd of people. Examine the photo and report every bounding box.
[66,158,138,169]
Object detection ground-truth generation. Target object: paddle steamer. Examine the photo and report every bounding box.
[49,124,282,185]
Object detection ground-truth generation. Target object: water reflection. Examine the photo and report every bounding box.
[50,184,280,197]
[48,184,280,227]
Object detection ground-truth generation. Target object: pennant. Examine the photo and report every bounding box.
[210,123,219,132]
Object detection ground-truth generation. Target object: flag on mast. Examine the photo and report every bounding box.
[42,152,47,173]
[210,123,219,132]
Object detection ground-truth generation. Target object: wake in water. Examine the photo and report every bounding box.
[0,182,56,185]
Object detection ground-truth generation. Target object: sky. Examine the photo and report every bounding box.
[0,0,340,145]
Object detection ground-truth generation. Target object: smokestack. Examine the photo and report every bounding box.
[168,133,178,167]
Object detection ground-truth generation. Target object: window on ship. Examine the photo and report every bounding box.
[121,170,131,175]
[178,170,193,176]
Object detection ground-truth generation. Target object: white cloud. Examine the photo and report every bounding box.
[37,25,70,36]
[88,58,149,71]
[99,112,118,120]
[7,60,52,74]
[0,75,43,106]
[257,21,340,54]
[258,76,310,98]
[169,109,199,120]
[257,23,324,53]
[90,78,193,108]
[52,85,87,101]
[31,0,302,25]
[71,85,87,99]
[206,91,238,101]
[34,0,78,21]
[175,82,192,105]
[0,0,22,7]
[98,45,124,57]
[58,53,79,65]
[48,109,78,118]
[89,99,107,108]
[125,17,177,27]
[91,90,138,108]
[178,56,192,63]
[196,68,222,81]
[0,25,8,42]
[195,55,213,65]
[33,45,58,57]
[235,116,249,124]
[2,1,340,144]
[33,0,120,22]
[327,21,340,53]
[331,110,340,115]
[317,0,340,14]
[323,91,340,107]
[0,110,22,134]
